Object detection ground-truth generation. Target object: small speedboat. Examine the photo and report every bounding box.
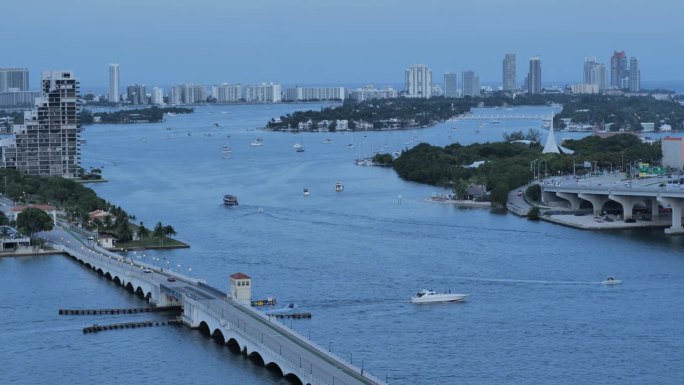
[303,188,310,197]
[250,138,264,146]
[335,181,344,192]
[601,277,622,285]
[410,289,468,304]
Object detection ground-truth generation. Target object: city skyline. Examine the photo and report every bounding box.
[2,0,680,87]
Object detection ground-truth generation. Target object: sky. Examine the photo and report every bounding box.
[2,0,682,89]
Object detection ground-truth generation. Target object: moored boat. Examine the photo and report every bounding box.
[223,195,238,206]
[410,289,468,304]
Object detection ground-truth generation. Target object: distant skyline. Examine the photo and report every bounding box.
[2,0,681,88]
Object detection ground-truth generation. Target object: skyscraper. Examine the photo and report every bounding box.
[583,58,607,91]
[108,63,120,103]
[404,64,432,99]
[629,57,640,92]
[126,84,147,104]
[527,56,542,94]
[502,54,516,91]
[1,71,80,178]
[462,71,480,97]
[443,72,458,98]
[610,51,627,88]
[0,68,29,92]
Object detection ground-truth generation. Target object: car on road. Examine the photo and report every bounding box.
[516,190,523,197]
[143,268,152,273]
[167,277,176,282]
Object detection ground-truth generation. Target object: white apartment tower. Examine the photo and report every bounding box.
[405,64,432,99]
[1,71,81,178]
[108,63,120,103]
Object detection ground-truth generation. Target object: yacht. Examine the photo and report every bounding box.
[601,277,622,285]
[250,138,264,146]
[223,195,238,206]
[335,181,344,192]
[410,289,468,304]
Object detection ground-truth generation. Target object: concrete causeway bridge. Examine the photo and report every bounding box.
[42,225,387,385]
[541,182,684,234]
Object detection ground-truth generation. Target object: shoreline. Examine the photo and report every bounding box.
[426,198,491,208]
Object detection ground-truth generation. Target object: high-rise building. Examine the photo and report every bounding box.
[443,72,458,98]
[0,68,29,92]
[502,54,516,91]
[462,70,480,97]
[215,84,243,102]
[244,83,281,103]
[151,87,164,105]
[282,87,345,102]
[404,64,432,98]
[583,58,607,91]
[629,57,640,92]
[126,84,146,105]
[108,63,120,103]
[527,56,542,94]
[349,85,398,101]
[1,70,80,178]
[610,51,627,88]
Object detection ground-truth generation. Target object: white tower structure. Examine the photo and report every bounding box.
[108,63,120,103]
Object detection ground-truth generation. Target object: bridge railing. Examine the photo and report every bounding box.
[187,297,330,385]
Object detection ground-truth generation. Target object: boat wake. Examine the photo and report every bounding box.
[448,275,599,285]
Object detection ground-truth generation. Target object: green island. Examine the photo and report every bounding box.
[387,133,662,207]
[265,93,684,132]
[79,106,193,124]
[0,169,186,250]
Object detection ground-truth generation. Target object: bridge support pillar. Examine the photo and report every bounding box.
[648,198,660,219]
[657,196,684,234]
[578,193,610,215]
[609,194,642,221]
[555,192,582,210]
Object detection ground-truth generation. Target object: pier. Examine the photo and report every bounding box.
[41,225,386,385]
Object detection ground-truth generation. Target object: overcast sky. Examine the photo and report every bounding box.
[3,0,681,88]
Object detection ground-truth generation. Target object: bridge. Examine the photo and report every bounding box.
[541,181,684,234]
[41,225,387,385]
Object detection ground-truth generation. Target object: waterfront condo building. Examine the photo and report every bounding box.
[108,63,120,103]
[151,87,164,105]
[461,70,480,97]
[583,57,607,91]
[244,83,281,103]
[214,84,243,102]
[527,56,542,94]
[1,70,80,178]
[126,84,147,105]
[629,57,640,92]
[282,87,345,102]
[348,85,398,101]
[404,64,432,99]
[0,68,29,92]
[443,72,458,98]
[502,54,516,91]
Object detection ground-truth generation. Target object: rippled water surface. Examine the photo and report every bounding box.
[1,104,683,384]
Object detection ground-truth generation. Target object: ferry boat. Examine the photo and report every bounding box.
[335,181,344,192]
[223,195,238,206]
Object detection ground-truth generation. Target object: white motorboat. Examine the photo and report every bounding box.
[250,138,264,146]
[292,143,302,149]
[601,277,622,285]
[410,289,468,304]
[303,188,310,197]
[335,181,344,192]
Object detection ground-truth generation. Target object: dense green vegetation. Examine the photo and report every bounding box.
[265,93,684,133]
[0,169,181,246]
[266,97,476,131]
[16,208,54,239]
[79,106,193,124]
[389,134,662,208]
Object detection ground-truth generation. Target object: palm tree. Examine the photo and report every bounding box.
[138,222,149,239]
[153,222,165,245]
[163,225,176,239]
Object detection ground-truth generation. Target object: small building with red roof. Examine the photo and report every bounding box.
[229,272,252,303]
[10,204,57,224]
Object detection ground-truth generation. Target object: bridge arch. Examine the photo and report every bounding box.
[113,276,121,285]
[211,329,226,345]
[145,292,152,302]
[226,337,241,353]
[104,272,112,280]
[198,321,211,337]
[84,262,92,269]
[248,351,265,366]
[125,282,134,293]
[283,373,304,385]
[96,268,104,276]
[135,286,145,299]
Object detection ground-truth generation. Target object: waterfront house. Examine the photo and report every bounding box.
[10,204,57,224]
